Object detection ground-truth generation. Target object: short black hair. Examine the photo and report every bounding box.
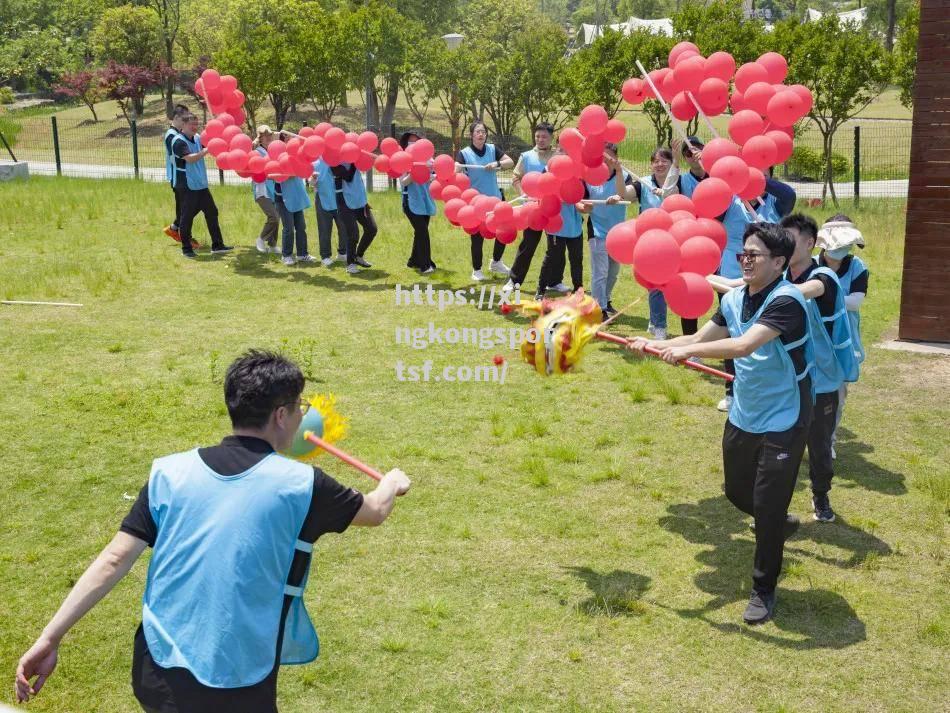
[534,122,554,136]
[651,146,673,162]
[172,104,190,119]
[780,213,819,246]
[224,350,304,429]
[744,222,795,270]
[469,120,487,136]
[682,136,704,157]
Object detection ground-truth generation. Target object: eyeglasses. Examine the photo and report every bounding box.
[284,398,311,415]
[735,251,773,263]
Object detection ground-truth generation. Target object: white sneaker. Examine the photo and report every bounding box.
[256,238,268,253]
[717,396,733,412]
[653,327,667,340]
[471,269,487,281]
[503,279,516,292]
[421,266,435,275]
[550,282,570,293]
[647,323,656,336]
[321,257,334,267]
[282,256,296,266]
[297,254,317,264]
[336,252,347,262]
[346,263,360,274]
[269,245,281,254]
[490,259,510,276]
[831,446,837,460]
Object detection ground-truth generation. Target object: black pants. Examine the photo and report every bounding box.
[315,203,346,259]
[470,233,506,271]
[132,625,278,713]
[170,183,181,230]
[509,229,542,285]
[807,390,839,495]
[338,203,377,264]
[178,186,224,252]
[537,235,583,296]
[403,202,434,270]
[723,419,810,594]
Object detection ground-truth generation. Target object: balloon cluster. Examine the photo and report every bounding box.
[622,44,812,200]
[423,103,625,245]
[604,193,727,319]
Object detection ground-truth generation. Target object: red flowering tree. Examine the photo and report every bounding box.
[97,61,175,126]
[54,71,104,122]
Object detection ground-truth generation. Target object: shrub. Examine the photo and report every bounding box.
[786,145,850,181]
[0,87,14,105]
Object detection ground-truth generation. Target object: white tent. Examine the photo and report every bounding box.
[805,7,868,28]
[580,17,673,46]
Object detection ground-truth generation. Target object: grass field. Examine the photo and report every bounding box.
[0,177,947,712]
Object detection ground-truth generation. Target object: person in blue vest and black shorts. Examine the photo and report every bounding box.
[630,222,814,625]
[309,157,346,267]
[331,161,378,274]
[399,129,437,274]
[579,143,636,317]
[15,350,411,710]
[506,122,565,292]
[816,214,869,457]
[455,121,514,282]
[173,114,232,258]
[251,125,280,254]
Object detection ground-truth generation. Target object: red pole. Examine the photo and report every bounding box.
[594,331,734,382]
[303,432,383,481]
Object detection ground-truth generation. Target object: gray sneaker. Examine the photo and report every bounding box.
[743,590,776,625]
[813,494,836,522]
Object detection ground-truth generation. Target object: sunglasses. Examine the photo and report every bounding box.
[735,251,774,263]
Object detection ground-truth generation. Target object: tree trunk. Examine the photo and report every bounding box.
[380,77,399,130]
[164,39,175,120]
[86,101,98,122]
[822,131,839,206]
[885,0,896,51]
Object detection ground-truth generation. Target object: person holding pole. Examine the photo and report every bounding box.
[14,350,411,711]
[309,157,347,267]
[398,129,437,274]
[175,114,232,258]
[251,126,280,254]
[331,161,378,274]
[163,104,197,249]
[629,223,814,625]
[455,121,514,282]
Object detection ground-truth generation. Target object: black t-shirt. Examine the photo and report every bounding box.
[788,261,838,339]
[819,253,869,295]
[455,143,495,165]
[168,130,189,172]
[712,276,812,427]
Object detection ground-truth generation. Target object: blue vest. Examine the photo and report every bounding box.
[836,255,868,365]
[277,176,311,213]
[312,159,337,211]
[252,146,275,201]
[403,178,436,216]
[755,193,781,223]
[164,127,182,184]
[557,200,583,238]
[722,282,814,433]
[461,144,502,198]
[637,175,664,211]
[338,164,368,210]
[520,149,547,175]
[790,264,858,392]
[178,135,209,190]
[587,170,629,238]
[143,450,318,688]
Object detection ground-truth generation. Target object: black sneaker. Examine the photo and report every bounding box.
[355,256,372,268]
[813,493,836,522]
[210,245,234,254]
[605,301,617,315]
[748,514,800,539]
[182,250,197,259]
[743,590,776,625]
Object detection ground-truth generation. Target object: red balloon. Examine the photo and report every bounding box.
[520,172,542,198]
[324,127,346,151]
[444,198,466,223]
[228,107,246,128]
[637,207,673,233]
[696,218,727,252]
[663,272,714,319]
[454,173,471,191]
[581,137,606,168]
[223,90,243,111]
[528,205,548,231]
[339,141,361,164]
[215,151,231,170]
[603,118,626,143]
[545,213,564,235]
[497,228,518,245]
[441,184,462,201]
[744,82,777,117]
[757,52,789,85]
[728,110,766,146]
[216,113,235,128]
[548,154,576,180]
[622,78,647,105]
[559,178,585,204]
[302,135,325,160]
[230,133,253,153]
[389,150,413,174]
[219,75,238,94]
[266,139,287,160]
[741,135,777,170]
[313,122,332,137]
[673,55,706,94]
[286,139,302,157]
[633,229,681,285]
[461,188,480,202]
[605,221,638,264]
[408,139,435,162]
[789,84,814,115]
[766,90,806,128]
[660,71,681,103]
[194,78,204,97]
[700,137,741,174]
[298,127,314,138]
[679,236,722,275]
[203,119,224,140]
[221,125,242,143]
[492,201,514,223]
[206,137,228,157]
[710,155,750,194]
[645,69,665,99]
[457,205,480,230]
[578,105,609,136]
[354,151,375,172]
[671,92,697,121]
[539,193,561,217]
[230,149,250,171]
[739,167,767,201]
[374,154,390,174]
[201,69,221,90]
[558,127,584,155]
[410,163,430,184]
[766,130,794,164]
[672,49,699,67]
[584,162,610,185]
[432,154,456,182]
[735,62,770,93]
[704,51,736,83]
[356,131,379,153]
[668,41,700,68]
[668,209,694,224]
[696,78,729,116]
[661,194,696,215]
[692,177,734,218]
[730,91,746,114]
[538,172,561,197]
[247,154,266,174]
[633,270,661,291]
[428,180,444,201]
[670,218,703,246]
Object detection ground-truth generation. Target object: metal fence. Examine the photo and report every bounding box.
[0,110,911,201]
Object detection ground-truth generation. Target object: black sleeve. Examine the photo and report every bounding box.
[850,269,869,295]
[172,140,189,159]
[711,307,727,327]
[624,174,634,186]
[330,164,348,180]
[813,273,839,318]
[583,185,590,200]
[756,296,805,343]
[765,178,796,217]
[298,468,365,543]
[633,181,642,201]
[454,150,465,164]
[120,482,157,547]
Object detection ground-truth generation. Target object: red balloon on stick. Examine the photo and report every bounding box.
[728,110,766,146]
[710,155,751,194]
[700,137,742,174]
[663,272,715,319]
[605,221,638,264]
[633,229,681,285]
[704,51,736,83]
[679,236,723,275]
[692,177,734,219]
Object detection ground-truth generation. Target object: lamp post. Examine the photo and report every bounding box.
[441,33,464,155]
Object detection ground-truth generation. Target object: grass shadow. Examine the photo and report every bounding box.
[829,426,907,495]
[564,565,652,617]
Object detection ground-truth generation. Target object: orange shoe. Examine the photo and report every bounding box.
[190,239,201,249]
[164,225,182,243]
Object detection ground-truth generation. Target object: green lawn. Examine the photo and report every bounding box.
[0,177,946,712]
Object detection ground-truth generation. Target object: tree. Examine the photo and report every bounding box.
[771,16,892,205]
[296,7,354,123]
[672,0,765,66]
[0,26,84,90]
[427,41,479,153]
[145,0,181,120]
[568,28,639,120]
[90,5,163,68]
[54,70,103,121]
[893,1,918,108]
[512,20,571,131]
[400,36,442,129]
[98,61,169,125]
